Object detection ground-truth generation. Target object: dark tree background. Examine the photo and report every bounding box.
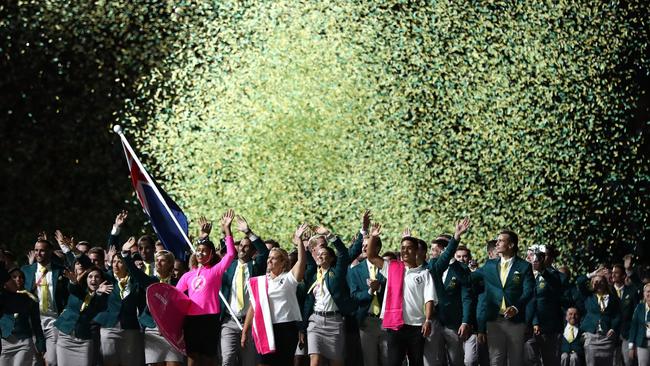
[0,1,184,258]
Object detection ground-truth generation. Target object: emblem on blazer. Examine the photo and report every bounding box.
[539,279,545,289]
[449,277,457,289]
[513,271,521,285]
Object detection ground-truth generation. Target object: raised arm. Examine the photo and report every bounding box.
[120,237,156,288]
[237,215,270,274]
[432,217,470,274]
[291,223,308,282]
[366,223,384,269]
[215,209,236,272]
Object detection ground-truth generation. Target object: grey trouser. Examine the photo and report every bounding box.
[220,316,257,366]
[525,333,560,365]
[637,347,649,366]
[486,318,526,366]
[561,352,582,366]
[464,334,479,366]
[583,332,616,366]
[426,325,464,366]
[615,337,635,366]
[0,336,37,366]
[359,316,388,366]
[40,315,58,366]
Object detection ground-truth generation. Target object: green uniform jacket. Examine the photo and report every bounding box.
[531,267,564,334]
[0,292,46,353]
[628,303,648,348]
[54,283,108,340]
[426,238,471,330]
[575,275,621,335]
[347,259,386,324]
[219,235,270,319]
[303,235,363,327]
[473,256,535,333]
[560,324,584,355]
[93,269,142,330]
[21,262,68,315]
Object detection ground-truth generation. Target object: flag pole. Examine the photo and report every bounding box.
[113,125,243,330]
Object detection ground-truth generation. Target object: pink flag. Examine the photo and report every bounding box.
[146,283,192,355]
[382,260,405,330]
[249,275,276,354]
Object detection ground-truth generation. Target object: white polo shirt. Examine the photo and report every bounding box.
[266,271,303,324]
[379,260,437,326]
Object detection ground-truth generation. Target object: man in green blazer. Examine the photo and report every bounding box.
[473,230,535,366]
[627,283,649,365]
[611,263,641,366]
[21,239,68,366]
[219,216,270,366]
[348,230,387,366]
[423,218,471,366]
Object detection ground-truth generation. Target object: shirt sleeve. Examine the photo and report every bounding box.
[176,272,189,292]
[423,271,437,305]
[379,259,390,278]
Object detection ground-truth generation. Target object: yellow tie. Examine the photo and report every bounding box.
[597,294,606,312]
[118,276,129,299]
[144,262,152,276]
[500,260,509,313]
[159,277,170,284]
[369,264,381,316]
[567,326,575,343]
[80,293,92,312]
[308,268,325,294]
[39,266,49,313]
[617,287,623,299]
[236,263,246,310]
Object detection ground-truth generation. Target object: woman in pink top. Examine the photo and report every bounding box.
[176,209,236,366]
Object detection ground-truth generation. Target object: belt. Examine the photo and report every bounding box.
[224,313,244,323]
[314,311,340,317]
[367,313,380,318]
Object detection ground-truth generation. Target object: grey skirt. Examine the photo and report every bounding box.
[144,327,184,363]
[100,327,144,366]
[56,331,93,366]
[307,313,345,361]
[0,336,37,366]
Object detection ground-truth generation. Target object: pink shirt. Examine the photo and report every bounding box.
[177,236,235,315]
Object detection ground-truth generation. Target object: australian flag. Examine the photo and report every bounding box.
[117,128,191,260]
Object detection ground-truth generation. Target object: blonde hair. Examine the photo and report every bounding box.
[269,247,290,272]
[155,250,175,263]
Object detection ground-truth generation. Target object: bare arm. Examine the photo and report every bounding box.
[366,223,384,269]
[240,306,254,348]
[291,223,309,281]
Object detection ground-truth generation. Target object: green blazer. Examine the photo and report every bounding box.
[473,256,535,332]
[303,235,363,324]
[121,253,178,329]
[220,236,270,319]
[576,276,621,335]
[560,324,584,355]
[347,259,386,324]
[615,284,641,339]
[531,267,564,334]
[93,270,142,330]
[426,238,471,330]
[54,283,108,340]
[21,262,68,314]
[0,292,46,353]
[628,303,648,348]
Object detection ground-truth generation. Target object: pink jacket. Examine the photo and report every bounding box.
[176,235,235,315]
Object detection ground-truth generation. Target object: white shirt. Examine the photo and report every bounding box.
[564,324,578,342]
[379,260,437,326]
[35,263,56,315]
[313,271,339,312]
[266,271,302,324]
[229,261,251,317]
